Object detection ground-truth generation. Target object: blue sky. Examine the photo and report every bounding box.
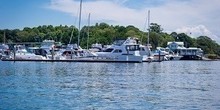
[0,0,75,29]
[1,0,220,43]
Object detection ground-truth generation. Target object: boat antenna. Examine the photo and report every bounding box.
[78,0,82,48]
[87,13,91,50]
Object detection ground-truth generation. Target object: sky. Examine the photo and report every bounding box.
[1,0,220,43]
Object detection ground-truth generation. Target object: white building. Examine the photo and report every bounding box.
[167,41,184,51]
[166,41,203,59]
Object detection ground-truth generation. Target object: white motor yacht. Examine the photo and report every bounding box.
[13,45,46,60]
[89,43,103,52]
[37,40,63,60]
[155,47,183,61]
[0,44,10,59]
[95,37,143,63]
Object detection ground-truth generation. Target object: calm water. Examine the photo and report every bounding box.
[0,61,220,110]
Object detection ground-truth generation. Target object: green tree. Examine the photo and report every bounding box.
[176,33,196,47]
[161,33,175,47]
[149,32,161,49]
[196,36,220,55]
[16,31,30,42]
[150,23,163,33]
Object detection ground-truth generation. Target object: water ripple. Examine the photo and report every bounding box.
[0,61,220,109]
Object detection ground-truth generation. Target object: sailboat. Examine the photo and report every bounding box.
[139,10,154,62]
[59,0,97,60]
[0,31,10,59]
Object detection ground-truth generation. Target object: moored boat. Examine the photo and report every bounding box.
[0,44,10,59]
[95,37,143,63]
[12,45,46,60]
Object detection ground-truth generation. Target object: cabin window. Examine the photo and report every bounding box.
[113,49,122,53]
[126,45,140,51]
[63,51,72,55]
[104,48,114,52]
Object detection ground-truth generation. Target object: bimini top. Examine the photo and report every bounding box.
[113,37,140,46]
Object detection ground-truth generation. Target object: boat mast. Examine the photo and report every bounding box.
[87,13,90,50]
[69,27,74,44]
[147,10,151,56]
[4,30,6,44]
[78,0,82,47]
[147,10,150,46]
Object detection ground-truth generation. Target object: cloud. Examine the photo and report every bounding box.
[49,0,79,15]
[147,0,220,43]
[47,0,220,43]
[175,25,220,43]
[48,0,146,27]
[112,0,129,5]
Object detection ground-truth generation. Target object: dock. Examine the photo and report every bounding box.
[1,58,142,63]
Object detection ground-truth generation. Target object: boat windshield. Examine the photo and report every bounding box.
[113,40,125,46]
[41,40,55,48]
[0,44,9,50]
[41,42,54,47]
[66,44,78,50]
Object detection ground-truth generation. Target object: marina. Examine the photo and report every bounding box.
[0,37,158,63]
[1,0,220,109]
[1,37,212,63]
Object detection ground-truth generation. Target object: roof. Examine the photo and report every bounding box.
[167,42,184,45]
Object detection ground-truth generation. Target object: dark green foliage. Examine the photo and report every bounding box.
[196,36,220,55]
[175,33,197,47]
[0,23,219,56]
[205,54,219,59]
[150,23,163,33]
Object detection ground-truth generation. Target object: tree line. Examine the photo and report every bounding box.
[0,23,220,56]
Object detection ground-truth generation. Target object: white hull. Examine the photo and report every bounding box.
[97,54,142,62]
[14,53,46,60]
[165,55,183,61]
[142,55,154,62]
